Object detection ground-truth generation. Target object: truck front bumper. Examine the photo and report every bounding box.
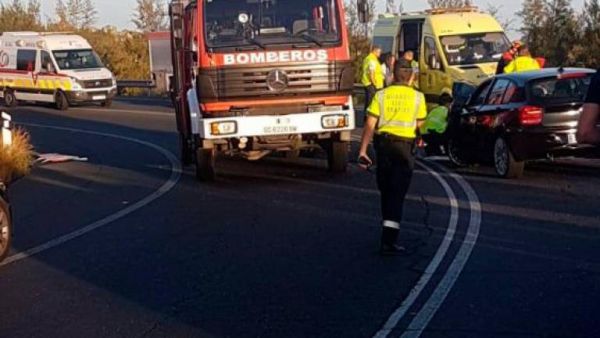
[196,105,355,140]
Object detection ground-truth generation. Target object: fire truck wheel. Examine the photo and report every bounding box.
[0,196,11,262]
[179,135,194,166]
[195,148,216,182]
[3,90,17,108]
[327,140,349,173]
[54,91,69,111]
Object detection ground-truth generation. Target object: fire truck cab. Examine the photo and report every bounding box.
[169,0,355,181]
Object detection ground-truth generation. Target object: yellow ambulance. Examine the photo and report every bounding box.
[372,7,510,104]
[0,32,117,110]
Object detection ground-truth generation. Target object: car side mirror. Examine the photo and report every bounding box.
[357,0,369,23]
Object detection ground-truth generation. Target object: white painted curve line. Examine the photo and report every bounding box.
[373,160,460,338]
[0,123,182,267]
[400,160,482,338]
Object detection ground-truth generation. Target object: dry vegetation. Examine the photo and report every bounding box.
[0,129,33,183]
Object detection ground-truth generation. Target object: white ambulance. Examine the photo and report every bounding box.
[0,32,117,110]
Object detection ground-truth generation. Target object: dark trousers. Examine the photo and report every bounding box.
[374,135,416,246]
[364,85,377,112]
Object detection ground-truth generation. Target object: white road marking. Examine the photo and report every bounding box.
[0,123,181,267]
[373,161,460,338]
[400,161,482,338]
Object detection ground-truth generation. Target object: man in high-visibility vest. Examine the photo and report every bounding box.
[361,45,384,110]
[420,95,452,155]
[504,46,540,74]
[358,60,427,256]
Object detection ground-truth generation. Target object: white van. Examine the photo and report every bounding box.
[0,32,117,110]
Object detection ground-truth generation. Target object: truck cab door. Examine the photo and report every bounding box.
[420,35,446,100]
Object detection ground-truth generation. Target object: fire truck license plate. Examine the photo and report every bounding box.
[263,125,298,134]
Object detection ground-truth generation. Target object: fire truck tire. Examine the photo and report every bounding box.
[327,140,349,173]
[54,91,69,111]
[195,148,216,182]
[3,90,17,108]
[179,135,194,166]
[0,196,11,262]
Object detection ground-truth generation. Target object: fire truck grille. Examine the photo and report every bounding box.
[82,79,113,89]
[214,62,342,98]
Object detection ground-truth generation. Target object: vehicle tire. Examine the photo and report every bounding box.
[54,91,69,111]
[326,140,349,173]
[447,138,469,167]
[3,90,17,108]
[0,196,11,262]
[179,135,194,166]
[101,99,113,108]
[195,147,216,182]
[494,137,524,179]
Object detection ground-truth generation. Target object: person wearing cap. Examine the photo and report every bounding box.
[577,70,600,144]
[504,45,541,74]
[361,45,384,110]
[496,41,521,75]
[358,59,427,256]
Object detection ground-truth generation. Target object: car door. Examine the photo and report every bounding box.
[458,79,494,151]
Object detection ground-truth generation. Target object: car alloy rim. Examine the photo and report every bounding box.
[0,208,8,254]
[494,138,508,175]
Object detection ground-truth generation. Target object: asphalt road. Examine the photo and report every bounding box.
[0,99,599,338]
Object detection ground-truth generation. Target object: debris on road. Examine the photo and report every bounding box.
[35,153,88,165]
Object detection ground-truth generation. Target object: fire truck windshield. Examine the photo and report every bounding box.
[204,0,341,50]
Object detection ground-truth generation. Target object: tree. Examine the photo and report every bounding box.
[55,0,96,30]
[386,0,403,14]
[517,0,547,56]
[580,0,600,67]
[0,0,43,32]
[345,0,375,81]
[485,3,515,34]
[132,0,167,32]
[542,0,580,66]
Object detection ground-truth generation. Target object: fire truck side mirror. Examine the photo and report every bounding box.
[357,0,369,24]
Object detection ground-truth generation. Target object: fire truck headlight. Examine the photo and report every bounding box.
[322,114,349,129]
[210,121,237,136]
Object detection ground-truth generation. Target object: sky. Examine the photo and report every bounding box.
[39,0,586,38]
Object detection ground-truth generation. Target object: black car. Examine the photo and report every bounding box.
[447,68,596,178]
[0,184,11,262]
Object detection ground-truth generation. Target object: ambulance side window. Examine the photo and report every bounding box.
[41,51,55,73]
[17,49,37,72]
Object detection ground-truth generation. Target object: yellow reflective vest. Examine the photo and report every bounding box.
[504,56,541,74]
[361,53,384,89]
[367,85,427,139]
[420,106,448,135]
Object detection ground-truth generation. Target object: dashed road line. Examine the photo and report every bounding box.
[0,123,181,267]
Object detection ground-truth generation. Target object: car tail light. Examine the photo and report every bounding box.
[519,105,543,126]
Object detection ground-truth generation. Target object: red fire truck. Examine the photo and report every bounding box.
[169,0,355,181]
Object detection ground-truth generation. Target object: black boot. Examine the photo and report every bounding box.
[380,226,406,256]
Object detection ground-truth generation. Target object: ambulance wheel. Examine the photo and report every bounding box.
[54,91,69,111]
[326,140,349,173]
[0,196,12,262]
[195,148,216,182]
[3,90,17,108]
[101,99,113,108]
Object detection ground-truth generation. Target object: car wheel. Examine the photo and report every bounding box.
[447,138,468,167]
[3,90,17,108]
[55,91,69,111]
[0,197,11,262]
[494,137,524,178]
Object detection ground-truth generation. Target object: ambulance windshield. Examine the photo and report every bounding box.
[53,49,104,70]
[441,32,510,66]
[204,0,341,50]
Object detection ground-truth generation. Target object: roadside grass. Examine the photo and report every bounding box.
[0,129,33,183]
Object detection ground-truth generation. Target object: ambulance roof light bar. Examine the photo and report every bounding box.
[425,6,480,15]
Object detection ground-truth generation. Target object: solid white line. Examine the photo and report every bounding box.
[373,160,460,338]
[400,161,482,338]
[0,123,181,267]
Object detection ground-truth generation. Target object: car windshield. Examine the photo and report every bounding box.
[53,49,104,70]
[529,75,593,103]
[440,32,510,66]
[204,0,341,50]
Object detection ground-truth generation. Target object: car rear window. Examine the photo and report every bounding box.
[528,74,592,104]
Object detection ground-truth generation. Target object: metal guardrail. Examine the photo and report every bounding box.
[116,80,156,89]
